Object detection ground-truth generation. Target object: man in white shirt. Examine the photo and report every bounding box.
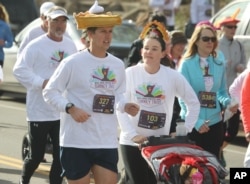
[13,6,77,184]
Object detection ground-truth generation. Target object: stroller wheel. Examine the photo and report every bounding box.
[21,133,31,160]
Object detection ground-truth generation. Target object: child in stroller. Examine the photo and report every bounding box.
[141,136,229,184]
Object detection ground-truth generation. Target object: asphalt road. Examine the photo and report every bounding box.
[0,93,248,183]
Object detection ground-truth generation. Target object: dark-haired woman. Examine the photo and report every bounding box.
[117,34,200,184]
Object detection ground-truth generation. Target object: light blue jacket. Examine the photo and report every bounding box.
[178,53,231,130]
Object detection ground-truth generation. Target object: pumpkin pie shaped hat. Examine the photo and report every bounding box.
[74,0,122,29]
[217,8,240,28]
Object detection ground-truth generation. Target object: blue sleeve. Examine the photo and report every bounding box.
[4,24,13,48]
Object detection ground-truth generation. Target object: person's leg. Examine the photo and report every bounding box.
[0,60,3,68]
[48,120,63,184]
[220,111,241,165]
[91,148,118,184]
[92,164,117,184]
[189,122,224,158]
[244,143,250,168]
[20,121,48,184]
[61,147,93,184]
[202,122,224,158]
[223,110,240,146]
[120,144,157,184]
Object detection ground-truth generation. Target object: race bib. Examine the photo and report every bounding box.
[92,94,115,114]
[138,110,166,129]
[198,91,216,108]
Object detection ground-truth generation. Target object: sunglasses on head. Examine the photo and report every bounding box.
[224,25,237,29]
[200,36,217,42]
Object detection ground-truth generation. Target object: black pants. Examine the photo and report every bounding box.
[120,144,157,184]
[21,120,63,184]
[223,110,241,142]
[188,121,224,158]
[0,60,3,68]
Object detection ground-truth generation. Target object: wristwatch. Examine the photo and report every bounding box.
[65,103,74,114]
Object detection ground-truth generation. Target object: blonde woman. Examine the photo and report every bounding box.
[178,24,238,159]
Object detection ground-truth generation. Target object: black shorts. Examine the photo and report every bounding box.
[60,147,118,180]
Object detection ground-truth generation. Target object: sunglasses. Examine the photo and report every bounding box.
[200,36,217,42]
[224,25,237,29]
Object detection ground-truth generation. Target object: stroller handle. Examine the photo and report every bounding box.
[141,135,194,147]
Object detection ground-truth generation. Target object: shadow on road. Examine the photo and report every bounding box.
[0,167,49,183]
[0,92,26,104]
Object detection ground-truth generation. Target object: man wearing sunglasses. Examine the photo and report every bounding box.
[218,14,246,168]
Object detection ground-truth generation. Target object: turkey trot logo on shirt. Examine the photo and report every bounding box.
[135,83,165,106]
[50,50,69,67]
[90,65,116,89]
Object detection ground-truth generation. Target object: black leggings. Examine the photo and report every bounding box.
[21,120,63,184]
[188,121,224,158]
[120,144,157,184]
[223,110,241,142]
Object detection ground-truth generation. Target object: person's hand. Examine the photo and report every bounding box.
[68,106,91,123]
[132,135,147,144]
[0,39,5,46]
[235,64,245,73]
[198,121,210,134]
[124,103,140,116]
[170,132,176,138]
[245,132,250,142]
[229,104,238,114]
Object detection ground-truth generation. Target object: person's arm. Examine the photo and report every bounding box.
[13,45,44,90]
[229,70,248,105]
[241,71,250,137]
[3,24,13,48]
[176,72,200,132]
[116,68,140,141]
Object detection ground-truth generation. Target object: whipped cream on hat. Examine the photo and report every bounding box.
[89,0,104,14]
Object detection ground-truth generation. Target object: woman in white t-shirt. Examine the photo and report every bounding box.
[117,31,200,183]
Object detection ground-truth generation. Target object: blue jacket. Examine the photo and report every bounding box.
[0,20,13,61]
[178,53,230,130]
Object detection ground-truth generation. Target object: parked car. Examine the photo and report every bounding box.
[210,0,250,63]
[0,16,140,96]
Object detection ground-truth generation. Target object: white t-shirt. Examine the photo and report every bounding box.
[117,63,200,146]
[43,49,126,149]
[13,34,77,121]
[153,0,182,26]
[18,23,72,56]
[18,25,46,56]
[190,0,212,24]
